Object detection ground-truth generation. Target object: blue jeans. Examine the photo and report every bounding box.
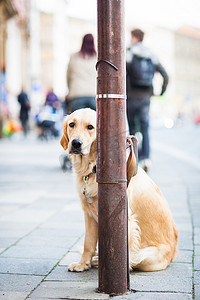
[68,97,96,113]
[127,97,150,160]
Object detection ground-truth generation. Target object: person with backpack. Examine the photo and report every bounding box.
[126,28,169,172]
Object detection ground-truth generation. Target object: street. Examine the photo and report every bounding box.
[0,124,200,299]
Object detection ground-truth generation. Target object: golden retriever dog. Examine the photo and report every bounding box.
[60,108,178,272]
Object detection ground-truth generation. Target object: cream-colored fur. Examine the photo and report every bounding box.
[60,108,178,272]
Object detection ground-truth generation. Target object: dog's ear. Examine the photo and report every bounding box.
[126,136,138,186]
[60,120,69,150]
[90,139,97,154]
[60,133,69,150]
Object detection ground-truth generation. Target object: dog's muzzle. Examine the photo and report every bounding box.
[70,139,83,154]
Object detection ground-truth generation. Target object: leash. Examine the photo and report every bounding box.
[83,166,98,222]
[83,136,138,221]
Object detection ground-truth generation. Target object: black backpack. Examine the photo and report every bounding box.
[129,55,155,88]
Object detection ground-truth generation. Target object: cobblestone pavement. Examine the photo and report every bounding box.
[0,125,199,300]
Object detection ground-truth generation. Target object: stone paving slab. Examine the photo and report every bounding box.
[178,231,193,251]
[0,291,28,300]
[194,228,200,244]
[27,280,193,300]
[15,235,78,249]
[45,263,192,294]
[67,236,85,252]
[0,245,67,260]
[0,205,22,217]
[28,281,110,299]
[194,271,200,284]
[27,298,64,300]
[174,217,192,227]
[26,199,70,211]
[173,250,193,263]
[193,217,200,228]
[47,212,84,224]
[195,285,200,300]
[0,190,46,205]
[130,263,192,293]
[0,257,58,276]
[26,227,82,238]
[0,222,38,231]
[40,220,85,231]
[195,245,200,255]
[0,274,43,292]
[46,265,98,282]
[0,228,33,238]
[0,209,55,223]
[194,256,200,270]
[58,251,82,265]
[0,237,18,249]
[27,294,193,300]
[114,292,192,299]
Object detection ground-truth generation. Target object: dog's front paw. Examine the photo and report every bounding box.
[91,255,98,268]
[68,261,91,272]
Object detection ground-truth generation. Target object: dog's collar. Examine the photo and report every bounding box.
[83,165,96,184]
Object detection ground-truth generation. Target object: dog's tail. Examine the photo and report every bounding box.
[130,244,173,272]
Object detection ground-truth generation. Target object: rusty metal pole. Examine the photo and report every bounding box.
[96,0,128,295]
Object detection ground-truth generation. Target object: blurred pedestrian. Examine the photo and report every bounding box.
[126,28,169,172]
[66,33,97,113]
[17,89,31,136]
[45,88,60,111]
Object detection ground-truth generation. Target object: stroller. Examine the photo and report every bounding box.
[35,105,62,140]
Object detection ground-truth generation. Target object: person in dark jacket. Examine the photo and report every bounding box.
[126,28,169,172]
[17,89,31,135]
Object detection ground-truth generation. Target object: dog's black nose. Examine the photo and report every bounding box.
[71,139,82,149]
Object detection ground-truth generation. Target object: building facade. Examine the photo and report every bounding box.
[1,1,200,131]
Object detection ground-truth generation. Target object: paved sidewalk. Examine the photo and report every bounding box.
[0,127,199,300]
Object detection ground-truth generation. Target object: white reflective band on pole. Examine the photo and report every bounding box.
[96,94,126,99]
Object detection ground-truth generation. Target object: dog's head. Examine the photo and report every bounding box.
[60,108,96,156]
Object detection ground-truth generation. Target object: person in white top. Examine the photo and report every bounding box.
[66,34,97,113]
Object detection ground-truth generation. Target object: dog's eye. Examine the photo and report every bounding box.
[69,122,75,128]
[87,125,94,130]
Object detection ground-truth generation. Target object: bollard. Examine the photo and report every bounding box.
[96,0,129,295]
